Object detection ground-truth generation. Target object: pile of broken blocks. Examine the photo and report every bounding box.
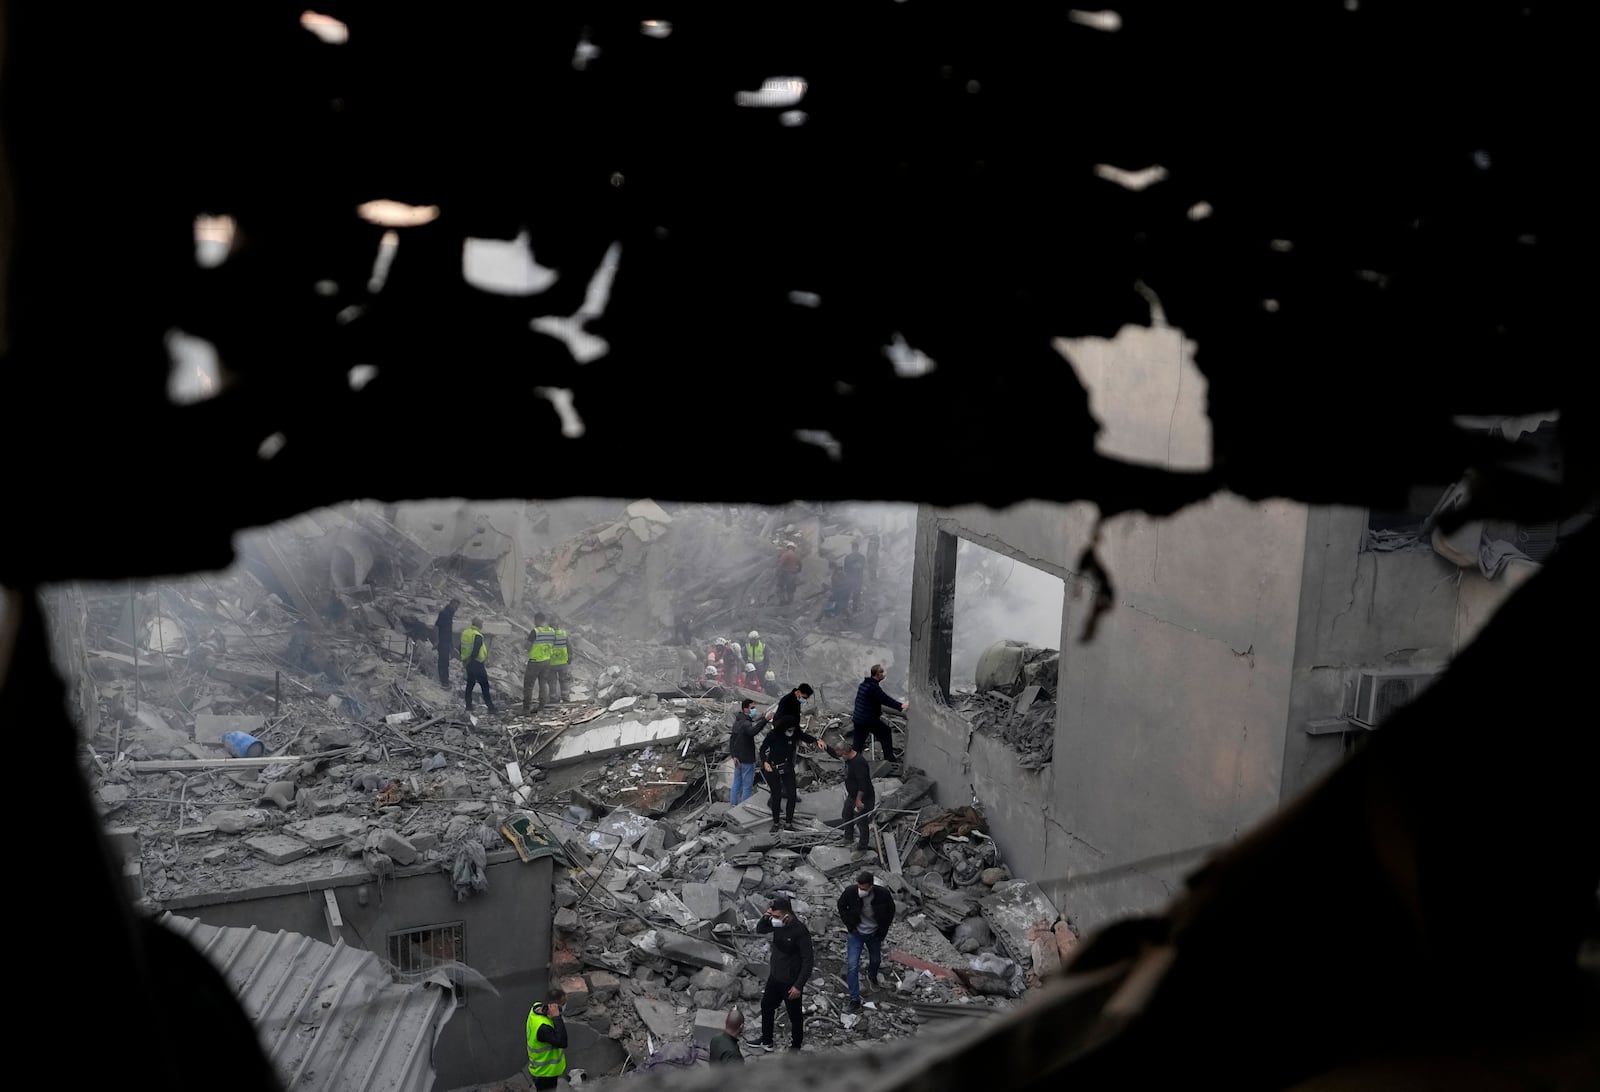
[537,769,1082,1064]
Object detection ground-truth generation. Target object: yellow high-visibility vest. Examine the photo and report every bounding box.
[748,639,765,665]
[528,626,555,663]
[460,627,487,663]
[550,628,570,666]
[526,1006,565,1078]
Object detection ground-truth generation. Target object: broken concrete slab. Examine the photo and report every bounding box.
[692,1008,726,1044]
[607,695,638,712]
[709,863,743,895]
[284,815,365,849]
[807,845,859,875]
[791,864,832,890]
[657,930,743,974]
[625,498,674,525]
[587,971,622,1001]
[545,715,684,767]
[690,967,737,992]
[1013,685,1043,716]
[373,830,418,866]
[244,833,312,865]
[681,882,721,921]
[595,809,655,848]
[194,713,266,746]
[979,880,1061,970]
[648,891,698,929]
[205,808,269,833]
[632,997,679,1040]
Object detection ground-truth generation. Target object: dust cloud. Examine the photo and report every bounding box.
[951,538,1064,690]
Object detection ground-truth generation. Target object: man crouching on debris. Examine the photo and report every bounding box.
[837,871,896,1011]
[759,714,823,831]
[755,896,814,1052]
[525,987,568,1089]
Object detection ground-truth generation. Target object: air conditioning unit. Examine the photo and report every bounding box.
[1349,670,1438,728]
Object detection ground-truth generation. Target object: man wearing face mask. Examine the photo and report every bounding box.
[757,714,824,832]
[754,895,814,1052]
[764,682,814,726]
[728,699,763,806]
[837,871,896,1011]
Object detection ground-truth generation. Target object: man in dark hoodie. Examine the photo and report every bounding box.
[755,895,814,1051]
[852,664,908,766]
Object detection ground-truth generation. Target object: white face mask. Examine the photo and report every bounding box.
[785,728,795,738]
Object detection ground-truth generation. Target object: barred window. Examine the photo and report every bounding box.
[387,922,466,1002]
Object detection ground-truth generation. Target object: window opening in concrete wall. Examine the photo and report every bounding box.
[388,921,466,1002]
[944,538,1065,770]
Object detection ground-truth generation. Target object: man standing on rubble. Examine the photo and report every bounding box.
[844,540,867,615]
[852,664,907,768]
[776,542,802,604]
[525,987,568,1090]
[435,597,460,686]
[549,617,571,703]
[461,617,495,713]
[755,896,814,1052]
[729,699,763,806]
[765,682,814,726]
[837,871,896,1012]
[822,736,875,850]
[523,613,556,714]
[759,713,823,832]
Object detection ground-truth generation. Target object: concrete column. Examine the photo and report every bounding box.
[910,506,958,702]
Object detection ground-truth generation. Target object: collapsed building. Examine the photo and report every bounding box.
[53,497,1101,1086]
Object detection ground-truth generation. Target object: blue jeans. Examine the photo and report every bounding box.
[730,761,756,805]
[846,931,883,1001]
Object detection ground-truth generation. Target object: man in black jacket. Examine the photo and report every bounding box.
[852,664,908,765]
[765,682,813,726]
[758,715,824,832]
[728,699,763,806]
[823,737,875,849]
[836,872,896,1010]
[755,896,814,1051]
[434,598,459,686]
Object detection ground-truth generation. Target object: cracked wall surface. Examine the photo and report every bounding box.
[908,328,1310,931]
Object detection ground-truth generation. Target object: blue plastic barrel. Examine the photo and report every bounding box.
[222,731,265,758]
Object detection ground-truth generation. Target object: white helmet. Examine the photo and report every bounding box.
[745,662,755,672]
[704,665,718,677]
[765,671,776,680]
[748,630,759,639]
[714,637,726,646]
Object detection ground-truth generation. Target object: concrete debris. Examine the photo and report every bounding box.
[71,501,1089,1061]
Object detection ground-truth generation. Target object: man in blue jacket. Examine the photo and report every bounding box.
[852,664,908,766]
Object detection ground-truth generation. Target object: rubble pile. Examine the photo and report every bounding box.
[534,730,1080,1070]
[953,640,1061,768]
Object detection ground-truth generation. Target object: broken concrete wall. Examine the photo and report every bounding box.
[907,328,1311,934]
[163,852,554,1091]
[1279,506,1532,799]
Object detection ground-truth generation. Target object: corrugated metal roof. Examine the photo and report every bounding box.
[162,913,458,1092]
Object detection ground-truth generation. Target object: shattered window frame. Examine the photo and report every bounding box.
[387,921,468,1003]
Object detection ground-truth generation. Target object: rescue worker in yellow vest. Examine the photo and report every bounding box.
[549,620,571,704]
[524,613,556,714]
[461,619,495,713]
[525,987,568,1090]
[747,630,766,676]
